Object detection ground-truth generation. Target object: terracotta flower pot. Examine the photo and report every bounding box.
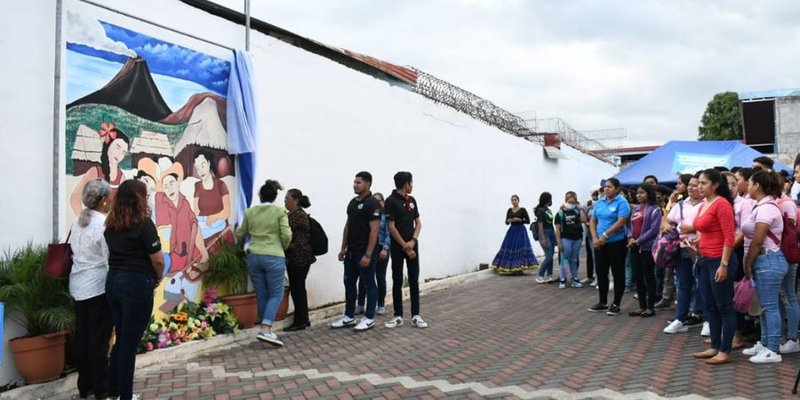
[222,292,258,328]
[9,331,68,384]
[275,287,291,321]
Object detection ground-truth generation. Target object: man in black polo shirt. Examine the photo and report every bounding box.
[384,171,428,329]
[330,171,381,331]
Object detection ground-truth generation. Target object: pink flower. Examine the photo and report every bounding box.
[200,321,208,329]
[146,342,154,352]
[204,287,219,305]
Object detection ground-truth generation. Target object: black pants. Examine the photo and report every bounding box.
[630,246,657,310]
[74,293,113,398]
[359,255,389,307]
[106,270,155,400]
[585,234,595,279]
[391,242,420,317]
[287,262,311,325]
[596,238,627,306]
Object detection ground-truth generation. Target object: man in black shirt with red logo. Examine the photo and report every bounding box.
[384,171,428,329]
[330,171,381,332]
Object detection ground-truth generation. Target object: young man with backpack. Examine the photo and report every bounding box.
[384,171,428,329]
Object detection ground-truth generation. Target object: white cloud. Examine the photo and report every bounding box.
[66,11,137,57]
[214,0,800,146]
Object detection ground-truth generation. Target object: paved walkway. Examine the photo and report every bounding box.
[54,272,800,399]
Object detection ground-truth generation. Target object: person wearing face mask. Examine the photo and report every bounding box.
[490,194,538,274]
[555,192,587,288]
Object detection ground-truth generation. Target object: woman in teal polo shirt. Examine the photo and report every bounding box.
[588,178,631,315]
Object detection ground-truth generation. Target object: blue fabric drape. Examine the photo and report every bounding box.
[226,49,258,226]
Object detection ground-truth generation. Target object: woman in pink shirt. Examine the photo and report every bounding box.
[691,169,736,365]
[741,169,789,363]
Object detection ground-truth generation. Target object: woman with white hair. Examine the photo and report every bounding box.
[68,179,113,400]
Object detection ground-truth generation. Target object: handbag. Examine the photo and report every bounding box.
[44,230,72,278]
[652,201,684,268]
[733,276,755,314]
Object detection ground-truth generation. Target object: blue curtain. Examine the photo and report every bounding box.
[226,49,258,226]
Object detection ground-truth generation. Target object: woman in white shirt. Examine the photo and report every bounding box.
[68,179,112,399]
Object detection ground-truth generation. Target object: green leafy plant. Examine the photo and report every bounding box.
[0,243,75,337]
[202,242,249,295]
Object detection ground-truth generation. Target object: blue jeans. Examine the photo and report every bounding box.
[559,238,581,282]
[247,254,286,326]
[358,255,389,307]
[753,250,788,352]
[625,250,634,289]
[781,264,800,340]
[696,256,736,353]
[674,250,696,321]
[345,249,378,319]
[538,230,556,277]
[106,270,156,400]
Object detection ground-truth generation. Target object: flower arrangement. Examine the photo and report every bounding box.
[138,287,238,353]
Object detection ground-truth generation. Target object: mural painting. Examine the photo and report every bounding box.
[64,0,235,318]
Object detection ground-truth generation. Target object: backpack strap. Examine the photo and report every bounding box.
[760,202,783,246]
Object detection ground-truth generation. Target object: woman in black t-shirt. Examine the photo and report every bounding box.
[555,193,587,288]
[534,192,556,283]
[104,180,164,400]
[490,195,539,274]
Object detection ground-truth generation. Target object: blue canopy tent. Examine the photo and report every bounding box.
[613,140,791,186]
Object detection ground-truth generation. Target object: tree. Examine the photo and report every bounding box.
[697,91,743,141]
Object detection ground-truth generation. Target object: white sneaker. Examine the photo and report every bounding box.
[385,316,404,328]
[355,304,365,315]
[546,275,556,283]
[353,318,374,331]
[572,280,584,288]
[581,277,592,284]
[376,306,386,315]
[535,276,546,284]
[780,339,800,354]
[412,315,428,328]
[700,322,710,337]
[743,341,766,356]
[558,282,566,289]
[663,319,688,334]
[749,348,782,364]
[589,278,598,287]
[329,316,356,329]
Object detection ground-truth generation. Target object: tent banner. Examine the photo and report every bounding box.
[672,152,730,174]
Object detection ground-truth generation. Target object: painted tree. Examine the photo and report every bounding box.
[697,91,743,141]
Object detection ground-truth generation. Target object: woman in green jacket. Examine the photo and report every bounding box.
[236,180,292,346]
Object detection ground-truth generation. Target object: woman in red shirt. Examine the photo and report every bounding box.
[691,169,737,365]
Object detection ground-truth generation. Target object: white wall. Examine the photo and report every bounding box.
[0,0,616,385]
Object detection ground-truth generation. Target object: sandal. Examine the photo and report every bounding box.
[628,309,645,317]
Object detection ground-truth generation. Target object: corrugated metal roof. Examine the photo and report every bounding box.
[308,38,417,85]
[739,88,800,101]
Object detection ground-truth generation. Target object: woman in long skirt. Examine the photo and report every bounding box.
[491,195,539,274]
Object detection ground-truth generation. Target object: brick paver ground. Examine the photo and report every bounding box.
[56,272,800,399]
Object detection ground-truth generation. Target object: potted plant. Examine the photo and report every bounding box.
[0,243,74,384]
[203,242,258,327]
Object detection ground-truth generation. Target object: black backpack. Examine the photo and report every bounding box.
[308,215,328,256]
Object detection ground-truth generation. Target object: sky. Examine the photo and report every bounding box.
[66,10,230,96]
[213,0,800,147]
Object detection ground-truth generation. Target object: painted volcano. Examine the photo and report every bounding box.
[67,56,173,121]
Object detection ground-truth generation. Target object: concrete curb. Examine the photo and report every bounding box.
[2,269,493,400]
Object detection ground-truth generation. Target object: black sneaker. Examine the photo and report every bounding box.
[684,316,703,327]
[606,304,620,315]
[587,303,608,312]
